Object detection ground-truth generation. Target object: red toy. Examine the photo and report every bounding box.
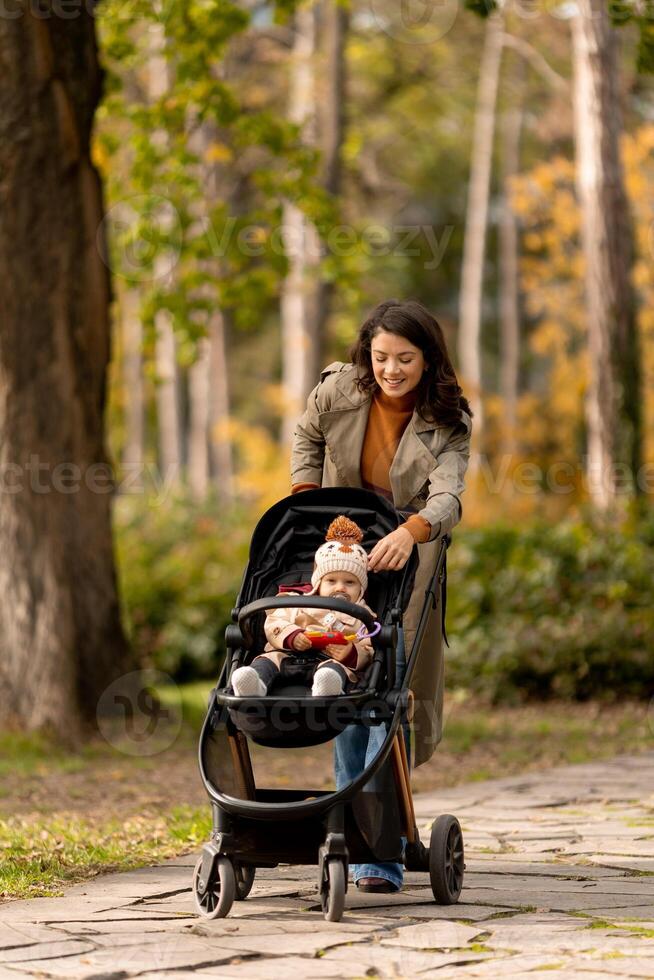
[304,628,352,649]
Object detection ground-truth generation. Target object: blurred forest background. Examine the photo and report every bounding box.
[2,0,654,737]
[4,0,654,900]
[98,0,654,703]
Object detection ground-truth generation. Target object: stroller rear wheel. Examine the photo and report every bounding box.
[429,814,464,904]
[321,859,346,922]
[235,861,256,900]
[193,855,236,919]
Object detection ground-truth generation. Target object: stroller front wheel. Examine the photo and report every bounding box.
[429,814,464,904]
[321,859,346,922]
[193,855,236,919]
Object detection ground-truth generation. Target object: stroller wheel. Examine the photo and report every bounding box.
[235,862,256,900]
[193,855,236,919]
[429,814,464,904]
[321,859,346,923]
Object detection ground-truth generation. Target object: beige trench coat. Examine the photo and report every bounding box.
[290,362,472,767]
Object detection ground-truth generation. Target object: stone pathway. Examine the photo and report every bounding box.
[2,754,654,978]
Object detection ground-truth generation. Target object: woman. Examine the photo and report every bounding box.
[290,298,472,893]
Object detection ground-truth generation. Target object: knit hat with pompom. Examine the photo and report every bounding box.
[310,516,368,596]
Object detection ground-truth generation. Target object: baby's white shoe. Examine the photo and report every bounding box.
[311,667,344,697]
[231,666,267,697]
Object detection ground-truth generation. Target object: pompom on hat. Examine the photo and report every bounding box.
[310,516,368,596]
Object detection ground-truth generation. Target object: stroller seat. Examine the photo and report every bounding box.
[217,490,416,747]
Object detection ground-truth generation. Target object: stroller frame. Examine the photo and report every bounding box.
[194,488,464,921]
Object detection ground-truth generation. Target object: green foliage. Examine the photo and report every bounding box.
[114,494,251,680]
[96,0,338,355]
[446,509,654,701]
[116,492,654,699]
[611,3,654,73]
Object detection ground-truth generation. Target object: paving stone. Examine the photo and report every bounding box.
[195,953,355,978]
[64,865,191,899]
[0,924,62,950]
[465,859,628,878]
[9,937,252,978]
[323,941,493,977]
[0,938,95,965]
[586,856,654,872]
[463,872,654,897]
[379,920,484,949]
[571,957,654,978]
[369,902,514,921]
[186,928,369,956]
[3,752,654,978]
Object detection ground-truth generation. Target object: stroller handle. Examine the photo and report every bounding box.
[238,596,377,648]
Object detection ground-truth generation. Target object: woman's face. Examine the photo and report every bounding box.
[370,329,426,398]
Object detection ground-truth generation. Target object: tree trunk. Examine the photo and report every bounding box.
[312,0,350,368]
[147,18,183,486]
[499,67,524,458]
[0,8,132,736]
[188,336,211,502]
[457,12,504,441]
[280,2,321,447]
[192,117,235,501]
[572,0,641,508]
[208,309,234,500]
[154,312,182,483]
[121,288,144,482]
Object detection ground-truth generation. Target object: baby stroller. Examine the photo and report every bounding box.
[194,487,464,922]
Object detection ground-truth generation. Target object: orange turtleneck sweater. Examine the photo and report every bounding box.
[292,388,431,543]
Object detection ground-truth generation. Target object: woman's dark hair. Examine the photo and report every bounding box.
[350,299,472,426]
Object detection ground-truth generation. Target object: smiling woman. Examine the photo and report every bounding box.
[290,297,473,893]
[370,331,426,397]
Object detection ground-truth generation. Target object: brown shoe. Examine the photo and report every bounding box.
[355,876,397,893]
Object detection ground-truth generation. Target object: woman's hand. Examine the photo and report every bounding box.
[368,527,414,572]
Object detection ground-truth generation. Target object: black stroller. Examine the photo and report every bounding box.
[194,487,464,922]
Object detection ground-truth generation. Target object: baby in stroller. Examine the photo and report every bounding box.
[231,516,377,698]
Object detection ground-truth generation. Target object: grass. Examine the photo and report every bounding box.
[1,689,652,902]
[0,806,211,900]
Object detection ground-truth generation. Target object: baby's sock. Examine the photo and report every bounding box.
[231,657,278,697]
[311,664,346,697]
[231,666,267,697]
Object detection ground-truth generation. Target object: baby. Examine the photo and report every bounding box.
[231,516,376,698]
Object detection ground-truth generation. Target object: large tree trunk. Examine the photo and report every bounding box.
[499,68,524,458]
[312,0,350,368]
[457,12,504,441]
[0,8,132,736]
[572,0,641,508]
[280,3,321,447]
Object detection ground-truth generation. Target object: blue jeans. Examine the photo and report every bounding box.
[333,630,411,891]
[334,721,406,890]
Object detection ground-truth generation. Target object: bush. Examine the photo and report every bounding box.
[115,492,654,699]
[446,509,654,701]
[115,493,252,680]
